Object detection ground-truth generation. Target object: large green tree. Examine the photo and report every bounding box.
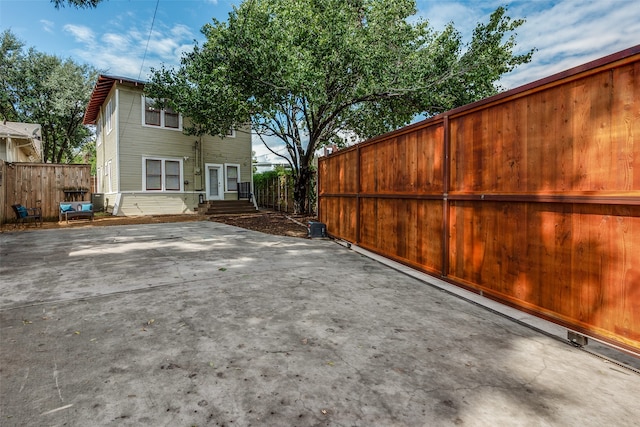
[1,30,98,164]
[0,30,23,121]
[147,0,533,213]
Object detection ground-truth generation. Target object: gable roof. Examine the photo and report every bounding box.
[83,75,145,125]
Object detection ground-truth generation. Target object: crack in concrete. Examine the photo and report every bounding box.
[52,359,63,403]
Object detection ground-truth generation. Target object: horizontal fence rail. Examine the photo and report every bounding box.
[318,46,640,354]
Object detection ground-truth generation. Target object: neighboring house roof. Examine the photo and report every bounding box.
[0,121,42,161]
[83,74,145,125]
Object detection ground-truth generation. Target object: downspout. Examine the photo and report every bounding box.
[196,135,204,191]
[251,151,258,210]
[115,89,120,194]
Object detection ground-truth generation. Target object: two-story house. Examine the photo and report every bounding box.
[82,74,254,216]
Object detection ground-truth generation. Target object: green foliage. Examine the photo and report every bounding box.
[253,166,292,188]
[72,140,96,174]
[147,0,532,213]
[1,30,98,164]
[51,0,103,9]
[0,30,23,121]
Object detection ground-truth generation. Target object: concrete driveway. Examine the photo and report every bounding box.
[1,221,639,426]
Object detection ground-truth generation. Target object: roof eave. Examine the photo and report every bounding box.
[83,75,146,125]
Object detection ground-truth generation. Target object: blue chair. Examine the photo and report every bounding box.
[11,204,43,227]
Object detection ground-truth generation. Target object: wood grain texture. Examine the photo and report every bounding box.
[2,163,92,221]
[318,50,640,352]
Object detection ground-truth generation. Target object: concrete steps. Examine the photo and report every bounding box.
[198,200,257,215]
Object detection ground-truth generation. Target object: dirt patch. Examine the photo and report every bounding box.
[1,210,317,238]
[210,211,318,238]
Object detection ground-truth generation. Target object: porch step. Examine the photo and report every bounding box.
[198,200,257,215]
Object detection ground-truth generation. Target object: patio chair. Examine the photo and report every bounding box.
[11,204,43,227]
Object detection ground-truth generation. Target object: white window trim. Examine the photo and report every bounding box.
[96,166,102,193]
[105,100,113,135]
[141,96,183,131]
[96,117,102,147]
[142,156,184,192]
[105,160,112,193]
[224,163,240,193]
[226,128,236,138]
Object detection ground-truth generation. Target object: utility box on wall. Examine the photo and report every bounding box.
[307,221,327,238]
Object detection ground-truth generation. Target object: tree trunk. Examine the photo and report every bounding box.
[293,166,310,214]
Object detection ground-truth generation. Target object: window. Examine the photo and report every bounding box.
[144,97,160,126]
[164,106,179,129]
[145,159,161,190]
[226,127,236,138]
[143,157,183,191]
[142,96,182,130]
[225,164,240,192]
[96,118,102,146]
[164,160,181,190]
[105,100,112,134]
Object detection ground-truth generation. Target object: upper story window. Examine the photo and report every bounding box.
[226,127,236,138]
[105,100,113,134]
[142,96,182,131]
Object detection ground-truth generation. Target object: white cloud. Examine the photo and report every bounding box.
[63,24,95,45]
[171,24,195,39]
[102,33,130,50]
[499,0,640,89]
[416,0,640,90]
[147,36,179,59]
[252,133,290,164]
[40,19,54,34]
[61,18,201,78]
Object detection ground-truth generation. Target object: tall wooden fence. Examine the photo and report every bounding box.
[318,46,640,354]
[1,161,92,223]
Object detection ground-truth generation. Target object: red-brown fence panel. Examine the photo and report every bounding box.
[318,45,640,353]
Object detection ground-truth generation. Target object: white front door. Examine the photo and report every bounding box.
[205,164,223,200]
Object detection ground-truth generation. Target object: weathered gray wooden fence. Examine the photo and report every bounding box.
[254,174,317,214]
[1,161,92,223]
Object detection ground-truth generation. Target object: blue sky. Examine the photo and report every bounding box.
[2,0,639,161]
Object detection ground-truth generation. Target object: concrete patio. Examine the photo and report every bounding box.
[1,221,638,426]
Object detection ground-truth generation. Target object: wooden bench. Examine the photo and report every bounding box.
[59,202,94,223]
